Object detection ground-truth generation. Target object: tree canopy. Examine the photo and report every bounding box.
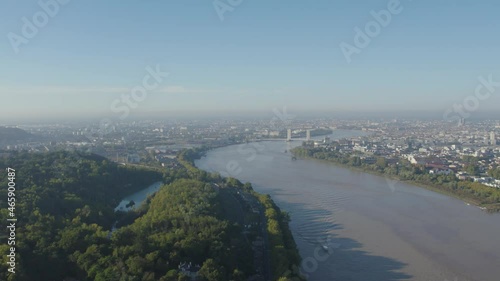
[0,150,292,280]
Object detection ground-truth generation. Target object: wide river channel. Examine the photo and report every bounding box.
[195,130,500,281]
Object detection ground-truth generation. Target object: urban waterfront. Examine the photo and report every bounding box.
[196,131,500,281]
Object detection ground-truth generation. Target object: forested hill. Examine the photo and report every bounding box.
[0,150,304,281]
[0,151,163,281]
[0,127,38,143]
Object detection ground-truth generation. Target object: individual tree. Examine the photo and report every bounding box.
[349,156,361,166]
[375,157,387,169]
[466,165,480,176]
[160,269,178,281]
[126,200,136,208]
[199,259,226,281]
[488,168,500,179]
[232,269,245,281]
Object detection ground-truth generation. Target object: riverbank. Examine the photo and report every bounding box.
[181,147,306,281]
[196,138,500,281]
[291,148,500,212]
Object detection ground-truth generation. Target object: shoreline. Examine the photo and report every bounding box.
[196,136,499,212]
[183,147,306,280]
[291,153,500,213]
[195,141,500,281]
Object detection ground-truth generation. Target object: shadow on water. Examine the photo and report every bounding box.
[268,188,412,281]
[196,140,500,281]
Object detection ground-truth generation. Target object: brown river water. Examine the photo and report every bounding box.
[195,130,500,281]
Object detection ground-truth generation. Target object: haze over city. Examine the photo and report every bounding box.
[1,0,500,122]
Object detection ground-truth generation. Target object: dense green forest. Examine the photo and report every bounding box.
[179,146,305,280]
[256,194,302,280]
[292,146,500,212]
[0,149,303,281]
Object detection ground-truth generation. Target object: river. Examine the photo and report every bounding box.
[195,130,500,281]
[114,181,163,212]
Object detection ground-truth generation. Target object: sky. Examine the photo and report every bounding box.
[1,0,500,122]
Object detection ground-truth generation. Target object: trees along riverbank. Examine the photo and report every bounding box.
[180,146,305,281]
[292,146,500,212]
[0,149,304,281]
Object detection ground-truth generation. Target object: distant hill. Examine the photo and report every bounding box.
[0,126,37,143]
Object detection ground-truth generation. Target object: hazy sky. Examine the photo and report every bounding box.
[1,0,499,121]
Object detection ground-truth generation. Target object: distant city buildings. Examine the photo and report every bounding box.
[127,154,140,163]
[1,118,499,190]
[459,118,466,127]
